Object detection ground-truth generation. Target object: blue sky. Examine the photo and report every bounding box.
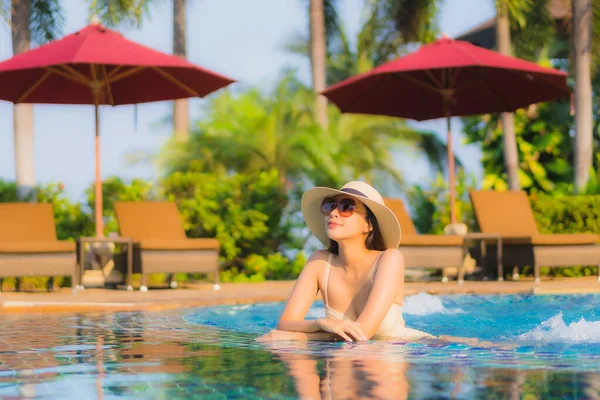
[0,0,495,200]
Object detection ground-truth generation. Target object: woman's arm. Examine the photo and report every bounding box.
[260,250,366,342]
[276,251,326,333]
[257,329,341,342]
[355,249,406,339]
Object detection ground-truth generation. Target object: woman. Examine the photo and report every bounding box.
[257,180,434,342]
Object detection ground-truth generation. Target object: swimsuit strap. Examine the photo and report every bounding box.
[324,252,333,306]
[369,251,386,282]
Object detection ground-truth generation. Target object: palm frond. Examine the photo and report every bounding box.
[29,0,64,45]
[89,0,157,28]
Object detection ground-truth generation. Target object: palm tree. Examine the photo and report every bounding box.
[7,0,64,199]
[287,1,455,187]
[572,0,593,192]
[158,72,341,188]
[172,0,189,142]
[495,0,534,191]
[157,70,455,192]
[89,0,190,142]
[309,0,329,129]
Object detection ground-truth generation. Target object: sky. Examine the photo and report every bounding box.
[0,0,495,201]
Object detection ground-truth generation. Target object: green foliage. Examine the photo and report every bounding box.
[222,252,307,282]
[406,169,478,234]
[531,194,600,235]
[286,0,441,86]
[509,0,555,61]
[462,99,576,195]
[0,0,65,46]
[161,170,302,270]
[530,194,600,277]
[88,0,157,28]
[156,71,456,192]
[29,0,64,45]
[159,72,339,187]
[36,183,94,240]
[0,179,21,202]
[386,0,440,44]
[85,176,156,234]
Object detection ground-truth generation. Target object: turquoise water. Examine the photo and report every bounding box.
[1,293,600,398]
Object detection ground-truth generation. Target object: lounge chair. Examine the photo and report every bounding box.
[383,198,466,282]
[469,190,600,283]
[0,203,77,292]
[114,201,220,291]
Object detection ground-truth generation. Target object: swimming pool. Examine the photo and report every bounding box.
[1,293,599,399]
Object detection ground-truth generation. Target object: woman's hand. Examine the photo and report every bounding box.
[317,318,368,342]
[256,329,299,342]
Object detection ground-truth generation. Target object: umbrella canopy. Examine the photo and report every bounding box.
[322,36,570,224]
[0,22,235,237]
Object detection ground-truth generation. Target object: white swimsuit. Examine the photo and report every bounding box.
[323,252,433,340]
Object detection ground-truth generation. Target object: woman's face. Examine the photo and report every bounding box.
[322,195,371,243]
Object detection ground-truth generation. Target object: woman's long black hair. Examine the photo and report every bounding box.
[326,205,386,255]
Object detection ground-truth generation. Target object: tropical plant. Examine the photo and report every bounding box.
[293,0,441,87]
[494,0,537,192]
[158,70,459,191]
[307,0,330,129]
[1,0,65,199]
[407,168,478,234]
[572,0,594,192]
[158,71,341,188]
[462,98,576,194]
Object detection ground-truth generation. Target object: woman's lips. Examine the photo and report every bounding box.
[327,221,340,228]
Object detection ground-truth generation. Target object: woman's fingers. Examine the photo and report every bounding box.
[349,327,367,341]
[335,330,353,342]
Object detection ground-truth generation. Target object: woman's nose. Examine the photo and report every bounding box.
[329,207,340,217]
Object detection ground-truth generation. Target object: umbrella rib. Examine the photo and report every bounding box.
[393,72,442,93]
[61,64,92,84]
[106,65,124,80]
[109,66,146,83]
[100,64,115,106]
[479,74,513,110]
[424,70,443,89]
[17,69,52,103]
[47,66,90,86]
[152,67,199,97]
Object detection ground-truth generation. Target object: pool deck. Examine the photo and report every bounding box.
[1,277,599,313]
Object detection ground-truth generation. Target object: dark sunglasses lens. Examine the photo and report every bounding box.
[321,197,336,215]
[338,198,357,216]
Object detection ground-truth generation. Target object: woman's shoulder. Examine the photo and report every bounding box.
[378,248,404,265]
[306,250,332,264]
[300,250,332,276]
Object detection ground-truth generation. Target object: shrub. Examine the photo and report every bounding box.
[407,169,478,234]
[530,194,600,277]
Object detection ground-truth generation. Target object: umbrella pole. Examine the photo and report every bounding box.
[446,114,457,225]
[94,102,103,238]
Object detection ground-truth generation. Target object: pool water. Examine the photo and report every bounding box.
[1,293,599,399]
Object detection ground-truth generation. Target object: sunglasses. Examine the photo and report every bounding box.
[321,197,366,218]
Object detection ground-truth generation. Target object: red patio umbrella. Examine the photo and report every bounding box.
[321,35,571,224]
[0,21,235,237]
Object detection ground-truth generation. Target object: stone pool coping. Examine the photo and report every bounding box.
[0,277,599,313]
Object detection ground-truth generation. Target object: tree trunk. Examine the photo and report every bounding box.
[11,0,35,199]
[496,0,520,191]
[173,0,189,142]
[309,0,328,129]
[572,0,593,192]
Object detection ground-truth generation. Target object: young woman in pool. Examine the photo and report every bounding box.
[257,181,436,342]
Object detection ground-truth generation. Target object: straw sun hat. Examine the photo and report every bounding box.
[301,181,401,249]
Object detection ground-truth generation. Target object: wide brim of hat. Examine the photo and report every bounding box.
[301,187,402,249]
